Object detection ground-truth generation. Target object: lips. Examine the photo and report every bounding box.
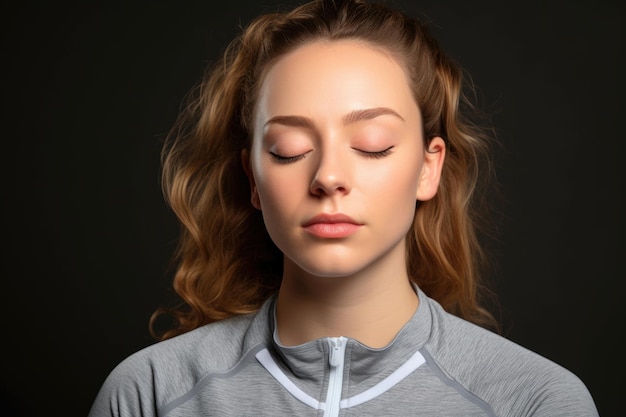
[302,213,363,238]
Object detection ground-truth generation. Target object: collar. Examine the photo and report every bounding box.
[257,285,433,402]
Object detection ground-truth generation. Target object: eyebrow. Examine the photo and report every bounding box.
[343,107,405,124]
[263,107,404,129]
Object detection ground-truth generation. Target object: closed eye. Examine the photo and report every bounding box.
[269,150,312,164]
[355,146,394,159]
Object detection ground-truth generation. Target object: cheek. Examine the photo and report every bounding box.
[254,163,307,213]
[358,159,421,199]
[357,158,422,230]
[379,177,420,237]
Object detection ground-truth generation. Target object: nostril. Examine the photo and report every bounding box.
[310,157,351,195]
[309,177,350,197]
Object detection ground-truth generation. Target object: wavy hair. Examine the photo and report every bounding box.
[151,0,501,340]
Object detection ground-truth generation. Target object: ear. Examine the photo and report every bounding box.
[415,136,446,201]
[241,149,262,210]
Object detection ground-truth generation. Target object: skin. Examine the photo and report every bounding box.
[243,40,445,348]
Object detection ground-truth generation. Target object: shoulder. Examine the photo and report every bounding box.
[88,309,270,417]
[422,296,599,416]
[120,311,261,377]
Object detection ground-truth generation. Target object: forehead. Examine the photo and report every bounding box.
[255,40,416,119]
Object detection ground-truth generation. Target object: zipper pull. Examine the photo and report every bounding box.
[329,338,341,367]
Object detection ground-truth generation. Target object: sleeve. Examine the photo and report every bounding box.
[522,368,600,417]
[87,355,158,417]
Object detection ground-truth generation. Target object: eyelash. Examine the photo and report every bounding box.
[357,146,394,159]
[269,151,309,164]
[269,146,394,163]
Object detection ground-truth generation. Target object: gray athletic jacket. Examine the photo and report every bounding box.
[88,287,599,416]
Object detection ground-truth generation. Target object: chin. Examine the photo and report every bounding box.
[293,258,371,279]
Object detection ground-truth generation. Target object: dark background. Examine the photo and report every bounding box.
[2,0,623,416]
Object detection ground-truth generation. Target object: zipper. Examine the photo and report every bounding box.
[323,336,347,417]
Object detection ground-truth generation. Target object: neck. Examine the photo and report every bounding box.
[275,256,419,348]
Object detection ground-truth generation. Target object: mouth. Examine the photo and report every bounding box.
[302,213,363,238]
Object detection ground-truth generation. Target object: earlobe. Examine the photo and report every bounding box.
[415,136,446,201]
[241,149,262,210]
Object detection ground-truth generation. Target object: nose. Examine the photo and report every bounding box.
[309,149,351,197]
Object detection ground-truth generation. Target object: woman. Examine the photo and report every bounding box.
[89,0,599,415]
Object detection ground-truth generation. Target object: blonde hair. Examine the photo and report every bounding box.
[151,0,501,340]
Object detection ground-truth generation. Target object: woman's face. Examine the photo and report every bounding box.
[246,40,444,278]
